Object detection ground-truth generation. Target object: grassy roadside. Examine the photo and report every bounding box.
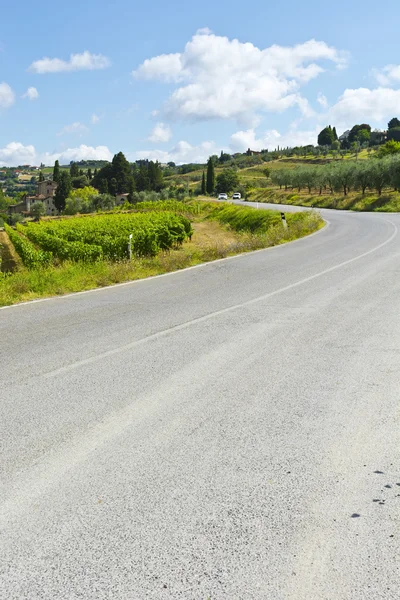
[248,188,400,212]
[0,207,323,307]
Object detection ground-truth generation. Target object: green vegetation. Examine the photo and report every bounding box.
[206,157,215,194]
[18,211,192,262]
[4,223,52,268]
[269,154,400,201]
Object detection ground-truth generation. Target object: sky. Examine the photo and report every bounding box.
[1,0,400,166]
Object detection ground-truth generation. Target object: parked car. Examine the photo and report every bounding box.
[232,192,241,200]
[218,193,228,200]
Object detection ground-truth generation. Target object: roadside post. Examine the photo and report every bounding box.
[128,233,133,260]
[281,212,288,228]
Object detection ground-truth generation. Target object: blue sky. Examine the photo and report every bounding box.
[1,0,400,165]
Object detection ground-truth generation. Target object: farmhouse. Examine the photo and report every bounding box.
[8,179,58,217]
[115,193,130,206]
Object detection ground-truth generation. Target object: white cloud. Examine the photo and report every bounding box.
[57,122,89,136]
[148,122,172,143]
[42,145,113,165]
[0,142,113,167]
[0,82,15,109]
[328,87,400,128]
[373,65,400,86]
[22,86,39,100]
[91,113,100,124]
[0,142,36,166]
[133,140,219,164]
[230,127,318,152]
[133,32,348,124]
[317,93,328,108]
[29,51,111,74]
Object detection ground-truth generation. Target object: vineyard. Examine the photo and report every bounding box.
[6,211,193,268]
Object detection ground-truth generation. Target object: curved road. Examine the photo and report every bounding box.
[1,205,399,599]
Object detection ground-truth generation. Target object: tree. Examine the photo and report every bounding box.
[54,171,72,213]
[111,151,134,193]
[69,186,98,203]
[219,151,231,164]
[318,126,335,146]
[99,178,108,194]
[39,171,45,182]
[87,168,92,181]
[356,128,370,144]
[136,163,150,191]
[92,151,134,194]
[201,171,206,195]
[332,127,338,141]
[148,161,164,191]
[71,175,89,189]
[206,157,215,194]
[128,178,136,203]
[31,201,46,220]
[109,177,118,196]
[348,124,371,144]
[70,162,80,178]
[369,160,390,196]
[215,168,240,194]
[387,127,400,143]
[378,140,400,157]
[354,163,372,196]
[388,117,400,130]
[53,160,60,183]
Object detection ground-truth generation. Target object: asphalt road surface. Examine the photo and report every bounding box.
[1,204,399,599]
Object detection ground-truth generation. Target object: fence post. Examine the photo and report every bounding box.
[281,212,288,228]
[128,233,133,260]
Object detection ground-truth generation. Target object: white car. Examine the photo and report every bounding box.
[232,192,241,200]
[218,193,228,200]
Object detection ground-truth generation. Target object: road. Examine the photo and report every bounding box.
[1,204,399,599]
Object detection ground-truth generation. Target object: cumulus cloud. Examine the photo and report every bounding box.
[42,145,113,165]
[373,65,400,86]
[328,87,400,128]
[22,86,39,100]
[57,122,89,136]
[230,127,318,152]
[0,142,36,166]
[0,142,113,167]
[91,113,100,124]
[133,140,219,164]
[29,51,111,74]
[148,122,172,143]
[133,32,348,124]
[0,82,15,109]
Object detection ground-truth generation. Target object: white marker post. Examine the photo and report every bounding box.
[281,212,288,228]
[128,233,133,260]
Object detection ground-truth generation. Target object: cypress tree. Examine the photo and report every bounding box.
[53,160,60,183]
[87,168,92,180]
[333,127,338,141]
[39,171,45,182]
[206,157,215,195]
[201,171,206,195]
[70,162,79,177]
[54,171,72,213]
[111,151,134,193]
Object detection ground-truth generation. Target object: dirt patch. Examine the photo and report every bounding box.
[190,220,238,248]
[0,231,20,272]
